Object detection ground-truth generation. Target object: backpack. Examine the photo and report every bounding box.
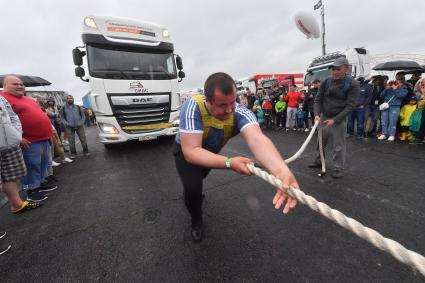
[0,97,22,151]
[323,76,353,97]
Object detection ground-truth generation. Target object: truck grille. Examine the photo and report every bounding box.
[107,92,171,134]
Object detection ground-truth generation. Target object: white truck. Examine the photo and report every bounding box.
[304,48,372,86]
[72,15,185,148]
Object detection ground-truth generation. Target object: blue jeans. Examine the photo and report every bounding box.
[364,105,379,134]
[22,140,50,190]
[347,107,365,137]
[381,106,400,137]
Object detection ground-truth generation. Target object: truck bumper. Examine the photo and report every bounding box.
[96,116,179,144]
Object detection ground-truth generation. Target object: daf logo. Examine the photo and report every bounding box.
[130,81,149,93]
[132,98,153,103]
[130,81,144,89]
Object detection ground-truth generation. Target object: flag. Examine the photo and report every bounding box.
[314,0,322,10]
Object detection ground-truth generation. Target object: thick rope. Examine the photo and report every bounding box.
[285,121,319,164]
[246,163,425,276]
[317,120,326,175]
[284,121,326,175]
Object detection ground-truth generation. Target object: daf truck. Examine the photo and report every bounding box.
[304,48,372,86]
[72,15,185,148]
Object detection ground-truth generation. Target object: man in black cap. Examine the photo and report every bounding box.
[309,57,360,178]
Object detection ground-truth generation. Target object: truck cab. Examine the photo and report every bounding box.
[72,15,185,147]
[304,48,371,86]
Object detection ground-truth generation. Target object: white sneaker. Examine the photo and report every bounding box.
[304,128,309,132]
[378,134,387,140]
[387,136,395,141]
[52,161,61,167]
[62,157,73,163]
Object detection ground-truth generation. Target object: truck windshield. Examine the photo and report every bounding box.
[304,68,331,86]
[86,44,177,80]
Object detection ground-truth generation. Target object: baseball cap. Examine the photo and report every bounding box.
[329,57,349,68]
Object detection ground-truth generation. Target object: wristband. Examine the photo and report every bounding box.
[225,157,231,169]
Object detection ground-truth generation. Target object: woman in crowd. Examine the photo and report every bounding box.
[378,79,408,141]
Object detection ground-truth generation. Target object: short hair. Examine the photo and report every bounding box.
[382,75,389,80]
[312,79,321,84]
[204,72,236,102]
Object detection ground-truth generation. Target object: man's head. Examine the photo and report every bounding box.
[396,72,405,81]
[2,76,26,97]
[312,79,321,88]
[372,75,384,87]
[204,72,237,121]
[411,71,421,81]
[66,95,74,105]
[329,57,349,80]
[47,98,55,106]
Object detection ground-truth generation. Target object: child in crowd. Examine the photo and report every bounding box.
[262,96,273,129]
[408,100,424,143]
[399,97,418,141]
[296,104,306,131]
[253,100,265,128]
[274,95,286,129]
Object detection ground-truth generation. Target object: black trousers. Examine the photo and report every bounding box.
[173,143,210,222]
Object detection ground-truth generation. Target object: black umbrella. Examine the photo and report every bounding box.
[372,60,422,71]
[402,64,425,74]
[0,74,51,88]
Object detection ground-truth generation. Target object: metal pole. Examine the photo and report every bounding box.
[321,5,326,55]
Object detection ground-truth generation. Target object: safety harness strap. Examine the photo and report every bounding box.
[192,95,234,147]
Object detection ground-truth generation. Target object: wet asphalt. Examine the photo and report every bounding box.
[0,126,424,282]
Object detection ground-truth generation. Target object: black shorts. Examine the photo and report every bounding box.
[0,147,27,184]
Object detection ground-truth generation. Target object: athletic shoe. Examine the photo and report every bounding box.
[12,200,43,214]
[70,154,77,159]
[52,161,61,167]
[38,182,58,192]
[84,152,91,157]
[387,136,395,142]
[377,134,387,140]
[26,190,48,202]
[62,157,73,163]
[304,128,309,132]
[191,218,203,242]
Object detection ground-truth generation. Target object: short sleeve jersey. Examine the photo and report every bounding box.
[175,96,258,153]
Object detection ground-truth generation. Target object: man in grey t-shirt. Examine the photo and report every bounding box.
[309,57,360,178]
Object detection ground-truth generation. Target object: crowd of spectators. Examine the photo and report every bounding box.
[0,75,92,256]
[238,71,425,144]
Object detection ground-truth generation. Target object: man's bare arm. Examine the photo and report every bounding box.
[180,132,252,175]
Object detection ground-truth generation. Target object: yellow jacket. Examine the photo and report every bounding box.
[400,104,417,126]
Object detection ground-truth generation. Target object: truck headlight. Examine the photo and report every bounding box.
[84,17,98,29]
[99,123,119,134]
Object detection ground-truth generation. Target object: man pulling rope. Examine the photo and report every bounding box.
[173,72,300,242]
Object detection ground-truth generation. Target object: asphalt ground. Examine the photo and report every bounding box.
[0,126,424,282]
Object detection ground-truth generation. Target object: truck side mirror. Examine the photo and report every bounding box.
[178,70,185,82]
[75,67,89,82]
[176,56,183,70]
[72,48,85,66]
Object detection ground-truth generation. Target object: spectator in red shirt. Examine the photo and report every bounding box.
[1,76,55,202]
[284,85,302,131]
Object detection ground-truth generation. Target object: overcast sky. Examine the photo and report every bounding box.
[1,0,424,101]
